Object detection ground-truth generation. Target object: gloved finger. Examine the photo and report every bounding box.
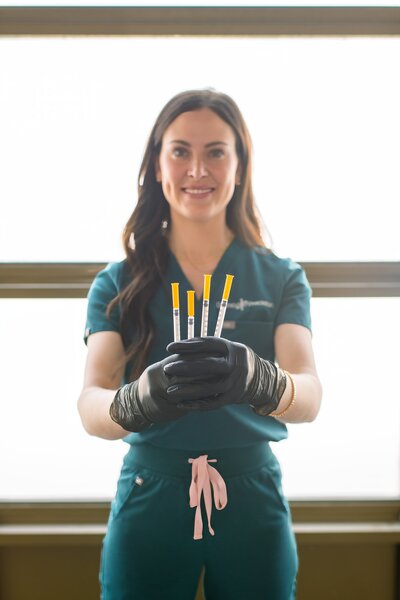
[167,336,228,356]
[165,373,208,386]
[167,374,227,392]
[164,356,229,378]
[166,379,227,402]
[177,395,229,411]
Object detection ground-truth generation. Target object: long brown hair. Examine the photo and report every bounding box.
[108,88,269,380]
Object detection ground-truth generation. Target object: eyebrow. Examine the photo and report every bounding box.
[168,140,229,147]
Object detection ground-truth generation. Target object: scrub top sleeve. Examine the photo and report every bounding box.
[83,265,121,345]
[274,260,312,333]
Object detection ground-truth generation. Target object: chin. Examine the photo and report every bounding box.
[184,208,223,223]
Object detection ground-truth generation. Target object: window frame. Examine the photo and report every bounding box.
[1,262,400,298]
[0,6,400,36]
[1,4,399,547]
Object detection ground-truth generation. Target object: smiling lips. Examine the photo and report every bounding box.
[182,187,214,195]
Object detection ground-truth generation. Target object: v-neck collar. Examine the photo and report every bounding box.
[168,237,238,302]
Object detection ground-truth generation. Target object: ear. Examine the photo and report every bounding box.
[155,156,162,182]
[235,164,242,186]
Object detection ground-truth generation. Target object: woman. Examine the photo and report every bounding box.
[78,88,322,600]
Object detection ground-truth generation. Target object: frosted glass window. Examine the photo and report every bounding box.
[1,37,399,262]
[0,299,127,500]
[0,297,399,500]
[274,297,400,499]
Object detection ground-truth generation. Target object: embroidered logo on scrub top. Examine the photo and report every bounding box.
[216,298,274,311]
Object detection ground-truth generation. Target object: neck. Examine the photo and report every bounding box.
[167,214,234,270]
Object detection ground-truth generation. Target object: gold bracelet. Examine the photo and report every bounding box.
[270,370,296,418]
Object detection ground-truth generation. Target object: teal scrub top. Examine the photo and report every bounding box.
[84,238,312,450]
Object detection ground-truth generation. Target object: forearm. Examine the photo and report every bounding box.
[271,371,322,424]
[77,386,130,440]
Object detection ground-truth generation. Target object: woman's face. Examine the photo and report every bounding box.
[155,108,241,224]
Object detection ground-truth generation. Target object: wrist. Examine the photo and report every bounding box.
[270,370,296,418]
[109,382,153,432]
[250,362,287,416]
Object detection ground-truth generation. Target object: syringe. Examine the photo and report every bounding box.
[214,274,234,337]
[200,274,212,337]
[171,282,181,342]
[187,290,195,339]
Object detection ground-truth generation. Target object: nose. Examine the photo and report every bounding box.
[187,156,208,179]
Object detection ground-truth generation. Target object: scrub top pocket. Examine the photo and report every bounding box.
[221,320,275,361]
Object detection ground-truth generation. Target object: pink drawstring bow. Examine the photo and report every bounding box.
[188,455,228,540]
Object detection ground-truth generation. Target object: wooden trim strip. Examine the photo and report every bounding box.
[1,262,399,298]
[1,522,400,547]
[295,522,400,545]
[0,524,105,546]
[1,7,400,37]
[303,261,400,298]
[1,499,399,524]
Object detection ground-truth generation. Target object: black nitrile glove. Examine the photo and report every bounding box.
[110,354,197,432]
[164,336,287,416]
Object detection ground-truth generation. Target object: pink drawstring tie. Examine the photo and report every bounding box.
[188,455,228,540]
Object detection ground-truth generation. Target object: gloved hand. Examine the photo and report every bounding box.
[164,336,287,416]
[109,354,198,432]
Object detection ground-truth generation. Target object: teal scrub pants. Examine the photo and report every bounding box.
[100,442,298,600]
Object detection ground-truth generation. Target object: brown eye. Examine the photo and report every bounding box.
[210,148,224,158]
[172,147,188,158]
